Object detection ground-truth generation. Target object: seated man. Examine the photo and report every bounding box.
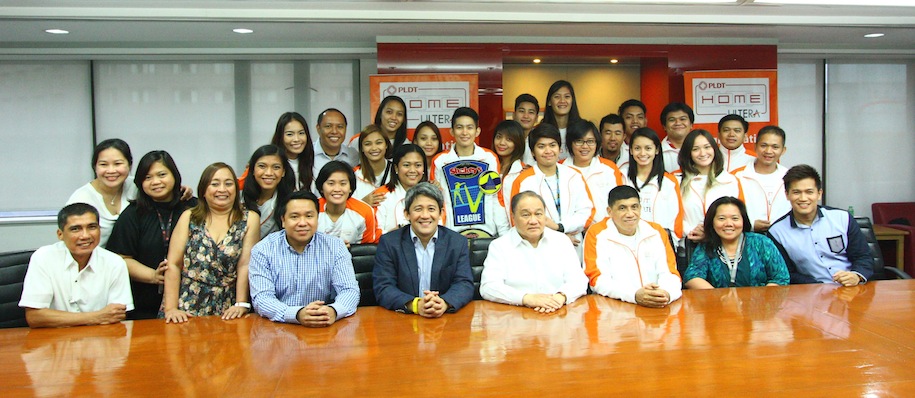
[249,190,359,327]
[19,203,134,328]
[767,165,874,286]
[373,182,474,317]
[584,186,682,307]
[480,191,589,313]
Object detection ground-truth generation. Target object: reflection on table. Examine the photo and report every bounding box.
[1,280,914,396]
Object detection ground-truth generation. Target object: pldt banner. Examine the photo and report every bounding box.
[442,160,489,227]
[369,73,480,148]
[684,70,778,149]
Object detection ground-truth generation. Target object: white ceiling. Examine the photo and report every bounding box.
[1,1,913,58]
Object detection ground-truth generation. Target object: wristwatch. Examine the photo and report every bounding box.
[234,302,251,309]
[557,223,565,233]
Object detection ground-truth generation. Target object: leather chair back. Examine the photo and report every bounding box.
[348,244,378,306]
[468,238,493,300]
[0,250,32,328]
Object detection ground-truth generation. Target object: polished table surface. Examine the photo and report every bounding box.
[3,280,915,397]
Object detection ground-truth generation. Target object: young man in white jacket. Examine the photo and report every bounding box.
[583,186,682,308]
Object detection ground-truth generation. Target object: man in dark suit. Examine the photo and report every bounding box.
[373,182,474,317]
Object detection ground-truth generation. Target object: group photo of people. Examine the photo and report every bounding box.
[18,79,875,328]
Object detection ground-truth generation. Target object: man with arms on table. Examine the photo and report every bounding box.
[480,191,589,313]
[584,186,681,308]
[767,165,873,286]
[19,203,133,328]
[373,182,474,317]
[249,190,359,327]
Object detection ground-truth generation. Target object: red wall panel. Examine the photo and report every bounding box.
[377,42,777,147]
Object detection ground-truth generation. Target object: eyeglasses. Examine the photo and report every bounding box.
[572,139,597,147]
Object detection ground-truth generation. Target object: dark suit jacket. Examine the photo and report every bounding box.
[373,225,474,312]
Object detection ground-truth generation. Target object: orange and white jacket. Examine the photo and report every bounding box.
[562,157,624,222]
[318,197,381,244]
[372,184,409,234]
[732,163,791,226]
[719,144,756,173]
[583,218,682,304]
[621,170,685,239]
[681,172,744,235]
[508,163,596,234]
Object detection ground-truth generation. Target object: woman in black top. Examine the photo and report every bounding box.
[108,150,197,319]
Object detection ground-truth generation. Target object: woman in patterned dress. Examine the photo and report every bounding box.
[162,162,261,323]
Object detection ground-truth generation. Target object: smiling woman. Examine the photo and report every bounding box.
[66,139,137,248]
[107,150,198,319]
[161,163,261,324]
[684,196,788,289]
[242,145,295,239]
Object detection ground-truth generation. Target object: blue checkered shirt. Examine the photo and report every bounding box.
[249,231,360,323]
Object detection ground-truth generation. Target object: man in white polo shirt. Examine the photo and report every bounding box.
[19,203,133,328]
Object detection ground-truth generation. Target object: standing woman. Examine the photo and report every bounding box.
[67,138,137,248]
[623,127,685,240]
[373,144,429,233]
[540,80,582,161]
[414,121,443,164]
[562,120,624,222]
[242,145,295,239]
[679,129,744,242]
[493,120,526,178]
[684,196,789,288]
[108,151,197,320]
[271,112,315,192]
[353,125,393,206]
[162,163,260,323]
[349,95,410,154]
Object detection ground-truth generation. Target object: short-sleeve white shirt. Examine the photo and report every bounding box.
[19,241,134,313]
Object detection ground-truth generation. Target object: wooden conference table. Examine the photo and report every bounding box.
[2,280,915,397]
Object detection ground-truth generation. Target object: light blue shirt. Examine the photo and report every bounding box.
[249,231,360,323]
[409,227,438,294]
[768,206,873,284]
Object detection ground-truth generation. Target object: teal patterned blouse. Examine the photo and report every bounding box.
[685,232,790,288]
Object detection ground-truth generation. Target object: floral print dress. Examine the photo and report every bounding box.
[175,213,248,317]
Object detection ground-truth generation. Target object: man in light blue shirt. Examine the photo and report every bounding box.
[249,190,359,327]
[767,165,873,286]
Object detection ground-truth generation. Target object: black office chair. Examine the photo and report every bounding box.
[856,217,911,280]
[348,244,378,306]
[468,238,494,300]
[0,250,33,328]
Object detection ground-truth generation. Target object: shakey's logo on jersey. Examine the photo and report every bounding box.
[443,160,490,227]
[448,163,484,179]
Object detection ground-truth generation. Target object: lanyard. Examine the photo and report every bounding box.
[154,208,175,252]
[545,170,561,219]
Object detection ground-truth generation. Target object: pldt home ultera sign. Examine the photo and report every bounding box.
[369,73,480,146]
[685,70,778,148]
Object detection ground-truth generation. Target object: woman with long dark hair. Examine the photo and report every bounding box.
[540,80,582,161]
[373,144,428,233]
[623,127,684,240]
[242,145,295,239]
[270,111,315,191]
